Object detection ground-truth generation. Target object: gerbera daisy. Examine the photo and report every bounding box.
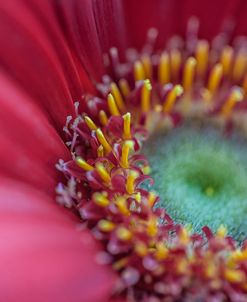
[1,0,247,301]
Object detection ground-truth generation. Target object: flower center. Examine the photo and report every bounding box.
[143,123,247,241]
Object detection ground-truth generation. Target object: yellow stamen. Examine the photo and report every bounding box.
[141,79,152,113]
[84,116,97,130]
[142,54,152,79]
[232,50,247,81]
[123,112,131,139]
[163,85,184,113]
[147,217,158,237]
[134,60,145,81]
[221,88,243,117]
[224,269,245,283]
[148,191,157,207]
[126,170,139,194]
[179,227,190,244]
[220,46,233,75]
[107,93,120,116]
[110,82,126,112]
[207,63,223,95]
[135,242,148,257]
[196,40,209,76]
[170,49,182,79]
[98,220,115,232]
[99,110,108,126]
[119,78,130,97]
[216,225,227,238]
[158,52,170,84]
[155,242,168,260]
[183,57,197,91]
[115,197,129,215]
[121,140,134,168]
[95,163,111,183]
[93,192,110,207]
[97,145,104,157]
[76,157,94,171]
[113,257,128,270]
[96,128,112,153]
[116,227,132,241]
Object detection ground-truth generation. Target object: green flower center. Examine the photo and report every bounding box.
[143,123,247,241]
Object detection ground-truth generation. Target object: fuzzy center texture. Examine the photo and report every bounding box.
[143,123,247,241]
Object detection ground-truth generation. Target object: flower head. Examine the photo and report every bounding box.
[1,1,247,302]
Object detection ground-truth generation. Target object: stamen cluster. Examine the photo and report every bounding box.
[57,28,247,301]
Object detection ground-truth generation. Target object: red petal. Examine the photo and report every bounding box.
[55,0,105,81]
[0,72,69,195]
[0,0,88,132]
[0,178,115,302]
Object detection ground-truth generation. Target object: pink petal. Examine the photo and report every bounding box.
[0,178,115,302]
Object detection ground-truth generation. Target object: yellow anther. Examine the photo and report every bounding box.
[205,263,217,278]
[110,82,126,112]
[179,227,190,244]
[141,79,152,113]
[142,54,152,79]
[99,110,108,126]
[115,197,129,215]
[232,50,247,81]
[96,128,112,153]
[119,78,130,97]
[116,227,132,241]
[216,225,227,238]
[107,93,120,116]
[134,192,141,203]
[155,242,168,260]
[95,163,111,183]
[147,217,158,237]
[163,85,184,113]
[126,170,139,194]
[135,242,148,257]
[224,269,245,283]
[98,219,115,232]
[76,157,94,171]
[97,145,104,157]
[221,87,243,117]
[230,249,247,262]
[220,46,233,75]
[134,60,145,81]
[183,57,197,91]
[148,191,157,207]
[207,63,223,95]
[84,116,97,130]
[121,140,134,168]
[142,165,151,175]
[170,49,182,80]
[196,40,209,76]
[93,192,110,207]
[123,112,131,139]
[158,52,170,84]
[113,257,128,270]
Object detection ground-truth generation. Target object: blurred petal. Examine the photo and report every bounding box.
[0,0,85,132]
[0,72,70,195]
[0,178,115,302]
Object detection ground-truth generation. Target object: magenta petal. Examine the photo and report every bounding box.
[0,178,115,302]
